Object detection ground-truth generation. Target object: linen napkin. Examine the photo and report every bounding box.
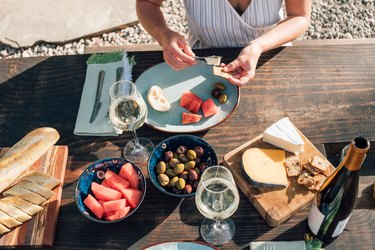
[250,241,306,250]
[74,51,133,136]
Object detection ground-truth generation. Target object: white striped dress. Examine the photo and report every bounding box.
[183,0,284,48]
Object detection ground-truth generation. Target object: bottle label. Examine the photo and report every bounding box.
[332,214,352,237]
[308,202,325,234]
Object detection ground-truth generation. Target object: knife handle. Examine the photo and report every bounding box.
[116,67,124,82]
[95,71,105,102]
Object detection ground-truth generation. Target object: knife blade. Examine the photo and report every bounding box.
[89,70,105,123]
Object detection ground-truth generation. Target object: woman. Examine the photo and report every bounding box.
[136,0,311,86]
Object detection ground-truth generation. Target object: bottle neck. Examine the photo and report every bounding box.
[343,137,370,171]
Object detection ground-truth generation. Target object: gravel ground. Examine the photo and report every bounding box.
[0,0,374,59]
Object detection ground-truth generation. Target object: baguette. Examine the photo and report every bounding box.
[0,127,59,193]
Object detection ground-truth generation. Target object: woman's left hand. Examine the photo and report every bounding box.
[222,43,263,86]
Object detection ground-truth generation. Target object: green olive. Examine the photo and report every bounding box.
[218,93,228,104]
[186,150,197,160]
[157,174,170,187]
[156,161,167,174]
[178,154,189,163]
[176,178,186,190]
[214,82,226,91]
[169,176,179,187]
[169,158,179,168]
[165,168,176,178]
[184,161,196,171]
[174,163,185,175]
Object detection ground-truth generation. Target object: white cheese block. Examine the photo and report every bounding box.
[242,148,288,188]
[263,117,304,154]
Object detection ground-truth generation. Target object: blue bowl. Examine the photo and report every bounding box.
[75,158,146,223]
[148,135,218,198]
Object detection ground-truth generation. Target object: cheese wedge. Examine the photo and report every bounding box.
[3,185,47,205]
[0,222,10,235]
[1,196,43,216]
[263,117,304,154]
[242,148,288,188]
[18,170,61,190]
[0,201,32,223]
[147,85,170,112]
[16,181,55,199]
[0,210,22,228]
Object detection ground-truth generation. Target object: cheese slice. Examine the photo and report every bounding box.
[263,117,304,154]
[0,222,10,235]
[0,201,32,223]
[0,210,22,228]
[1,196,43,216]
[3,185,47,205]
[16,180,55,199]
[242,148,288,188]
[18,170,61,190]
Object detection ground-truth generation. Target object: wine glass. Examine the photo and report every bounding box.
[195,165,240,246]
[109,80,154,163]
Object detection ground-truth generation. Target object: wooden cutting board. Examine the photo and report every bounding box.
[223,132,334,227]
[0,145,68,246]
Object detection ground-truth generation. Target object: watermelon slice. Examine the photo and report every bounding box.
[201,98,218,117]
[101,179,111,188]
[98,200,105,206]
[181,112,203,124]
[84,194,104,219]
[121,188,142,209]
[180,91,202,114]
[103,199,126,213]
[119,163,140,189]
[105,206,131,221]
[91,182,122,201]
[105,169,130,192]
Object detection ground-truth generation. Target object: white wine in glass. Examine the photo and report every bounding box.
[109,80,153,163]
[195,165,240,246]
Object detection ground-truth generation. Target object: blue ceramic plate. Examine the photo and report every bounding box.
[143,241,218,250]
[148,135,218,198]
[75,158,146,223]
[136,61,240,133]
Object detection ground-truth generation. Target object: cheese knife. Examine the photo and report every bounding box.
[89,70,105,123]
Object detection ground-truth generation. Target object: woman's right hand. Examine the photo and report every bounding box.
[159,29,196,70]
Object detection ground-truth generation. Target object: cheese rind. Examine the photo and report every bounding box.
[263,117,304,154]
[242,148,288,188]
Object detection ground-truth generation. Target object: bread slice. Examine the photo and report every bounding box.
[18,170,61,190]
[213,66,231,79]
[0,210,22,228]
[310,156,331,176]
[0,222,10,235]
[297,171,326,191]
[1,196,43,216]
[3,185,47,205]
[16,181,55,199]
[303,162,321,175]
[0,201,32,223]
[285,155,302,177]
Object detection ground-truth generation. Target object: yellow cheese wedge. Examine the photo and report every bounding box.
[0,210,22,228]
[3,185,47,205]
[0,201,32,223]
[0,222,10,235]
[18,170,61,190]
[242,148,288,188]
[16,181,55,199]
[1,196,43,216]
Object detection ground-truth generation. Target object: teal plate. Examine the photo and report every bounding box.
[136,61,240,133]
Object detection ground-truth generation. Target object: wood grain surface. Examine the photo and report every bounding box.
[0,146,68,247]
[0,44,374,249]
[223,131,334,227]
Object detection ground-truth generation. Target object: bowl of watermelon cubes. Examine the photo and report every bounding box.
[75,158,146,223]
[148,134,218,198]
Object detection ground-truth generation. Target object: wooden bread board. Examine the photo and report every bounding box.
[223,132,334,227]
[0,145,68,246]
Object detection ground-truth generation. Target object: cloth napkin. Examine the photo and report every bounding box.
[74,51,133,136]
[250,241,306,250]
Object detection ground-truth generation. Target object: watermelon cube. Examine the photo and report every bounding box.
[121,188,142,209]
[119,163,140,189]
[101,179,111,188]
[105,206,131,221]
[180,91,202,114]
[105,169,130,192]
[98,200,105,206]
[181,112,202,124]
[201,98,218,117]
[84,194,103,219]
[103,199,126,213]
[91,182,122,201]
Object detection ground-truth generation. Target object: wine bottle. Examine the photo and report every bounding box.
[308,136,370,243]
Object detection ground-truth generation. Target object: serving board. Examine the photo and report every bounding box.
[0,145,68,246]
[223,132,334,227]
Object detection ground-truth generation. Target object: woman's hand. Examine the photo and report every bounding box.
[222,43,263,86]
[159,29,196,70]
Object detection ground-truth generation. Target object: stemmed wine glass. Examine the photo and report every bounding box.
[109,80,154,163]
[195,165,240,246]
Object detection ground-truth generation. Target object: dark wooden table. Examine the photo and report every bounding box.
[0,43,374,249]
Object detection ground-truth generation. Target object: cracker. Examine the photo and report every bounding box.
[303,162,321,175]
[297,171,326,191]
[213,66,231,79]
[310,156,331,176]
[285,155,303,177]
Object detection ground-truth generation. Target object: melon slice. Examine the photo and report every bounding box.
[201,98,218,117]
[105,206,131,221]
[84,194,103,219]
[121,188,142,209]
[105,169,130,192]
[181,112,203,124]
[180,91,202,114]
[91,182,122,201]
[119,163,140,189]
[103,199,126,213]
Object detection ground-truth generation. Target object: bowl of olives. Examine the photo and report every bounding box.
[147,134,218,197]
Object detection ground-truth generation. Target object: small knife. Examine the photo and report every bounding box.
[89,70,105,123]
